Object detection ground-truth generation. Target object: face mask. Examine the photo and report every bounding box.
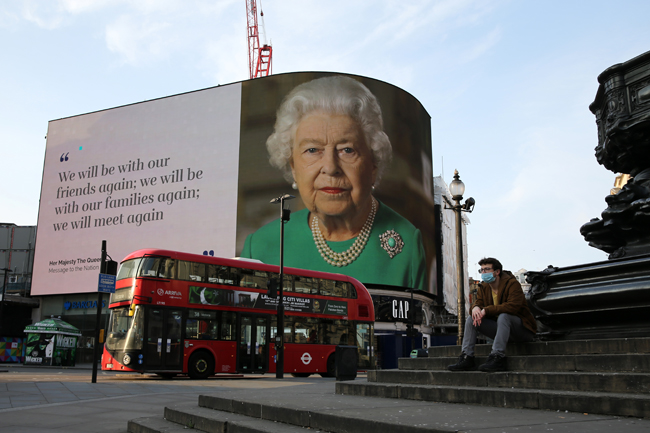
[481,272,496,283]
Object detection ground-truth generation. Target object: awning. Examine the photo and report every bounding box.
[24,318,82,336]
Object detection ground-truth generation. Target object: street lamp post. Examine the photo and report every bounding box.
[445,170,475,346]
[271,193,295,379]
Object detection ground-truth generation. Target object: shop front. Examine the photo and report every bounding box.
[367,285,435,369]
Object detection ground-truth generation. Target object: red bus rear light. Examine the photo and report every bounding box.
[358,305,369,318]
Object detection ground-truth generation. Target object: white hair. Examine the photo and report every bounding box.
[266,75,392,185]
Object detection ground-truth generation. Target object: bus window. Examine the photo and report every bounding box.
[322,319,355,345]
[304,317,321,343]
[189,262,206,282]
[270,316,277,340]
[208,265,237,285]
[292,320,309,343]
[320,280,334,297]
[294,276,318,295]
[117,258,141,281]
[178,261,205,282]
[138,257,164,278]
[105,305,144,351]
[186,310,218,340]
[159,258,177,279]
[220,311,236,340]
[239,269,268,289]
[319,280,352,298]
[332,281,346,297]
[282,274,293,292]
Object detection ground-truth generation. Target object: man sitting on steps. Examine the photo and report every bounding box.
[448,257,537,372]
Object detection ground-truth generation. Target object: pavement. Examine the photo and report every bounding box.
[1,363,649,432]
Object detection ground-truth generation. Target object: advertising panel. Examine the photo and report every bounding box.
[33,85,242,295]
[188,286,348,316]
[33,72,434,296]
[237,73,434,293]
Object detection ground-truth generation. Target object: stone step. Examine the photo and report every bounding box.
[369,369,650,394]
[128,405,329,433]
[400,353,650,373]
[336,380,650,418]
[198,394,453,433]
[427,337,650,357]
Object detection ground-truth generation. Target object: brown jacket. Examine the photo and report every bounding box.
[471,271,537,334]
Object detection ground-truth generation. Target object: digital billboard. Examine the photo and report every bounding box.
[33,72,434,296]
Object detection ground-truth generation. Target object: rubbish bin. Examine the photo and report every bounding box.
[335,345,358,381]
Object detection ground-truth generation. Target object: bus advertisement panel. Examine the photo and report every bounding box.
[33,72,434,297]
[101,249,374,378]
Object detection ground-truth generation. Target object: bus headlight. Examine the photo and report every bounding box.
[123,354,132,365]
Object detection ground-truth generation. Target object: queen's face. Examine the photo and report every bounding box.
[291,111,377,223]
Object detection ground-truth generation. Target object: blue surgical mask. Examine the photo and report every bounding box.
[481,272,496,283]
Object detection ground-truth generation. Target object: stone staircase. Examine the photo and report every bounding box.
[126,392,455,433]
[336,337,650,418]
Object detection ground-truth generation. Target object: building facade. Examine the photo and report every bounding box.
[0,224,39,362]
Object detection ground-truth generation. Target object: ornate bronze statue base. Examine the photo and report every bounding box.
[526,254,650,340]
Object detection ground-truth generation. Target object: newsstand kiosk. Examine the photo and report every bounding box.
[24,317,82,366]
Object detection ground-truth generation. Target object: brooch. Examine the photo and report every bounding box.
[379,230,404,258]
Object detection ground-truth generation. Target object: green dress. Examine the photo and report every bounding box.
[241,201,427,291]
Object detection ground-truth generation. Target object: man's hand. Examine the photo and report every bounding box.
[472,306,485,326]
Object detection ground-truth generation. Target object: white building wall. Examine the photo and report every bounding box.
[434,177,470,316]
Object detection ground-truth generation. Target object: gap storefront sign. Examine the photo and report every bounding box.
[372,295,423,324]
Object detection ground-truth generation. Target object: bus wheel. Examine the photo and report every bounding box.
[291,373,311,377]
[188,352,214,380]
[320,354,336,378]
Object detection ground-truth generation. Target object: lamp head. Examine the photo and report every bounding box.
[449,169,465,200]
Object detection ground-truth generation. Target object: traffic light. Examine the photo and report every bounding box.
[267,278,278,298]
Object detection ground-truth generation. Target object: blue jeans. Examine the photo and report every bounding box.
[461,313,534,357]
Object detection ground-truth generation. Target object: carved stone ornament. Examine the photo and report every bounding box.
[581,50,650,259]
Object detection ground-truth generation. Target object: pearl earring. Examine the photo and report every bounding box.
[292,182,298,190]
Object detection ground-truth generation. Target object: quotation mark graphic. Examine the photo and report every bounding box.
[203,250,215,256]
[60,152,69,162]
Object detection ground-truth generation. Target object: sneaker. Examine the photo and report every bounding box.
[447,353,476,371]
[478,353,507,372]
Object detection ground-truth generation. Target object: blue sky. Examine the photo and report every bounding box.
[2,0,650,277]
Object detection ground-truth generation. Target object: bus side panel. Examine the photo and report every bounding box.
[283,344,335,375]
[184,340,237,374]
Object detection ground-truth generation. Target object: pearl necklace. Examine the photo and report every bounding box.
[311,199,377,267]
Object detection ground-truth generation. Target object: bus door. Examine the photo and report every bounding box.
[144,307,183,371]
[237,314,269,373]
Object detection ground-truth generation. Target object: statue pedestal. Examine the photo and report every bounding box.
[527,254,650,340]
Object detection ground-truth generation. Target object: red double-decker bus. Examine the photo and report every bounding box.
[101,249,374,378]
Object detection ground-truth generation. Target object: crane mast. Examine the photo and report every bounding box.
[246,0,272,79]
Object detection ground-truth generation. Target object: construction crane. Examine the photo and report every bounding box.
[246,0,272,79]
